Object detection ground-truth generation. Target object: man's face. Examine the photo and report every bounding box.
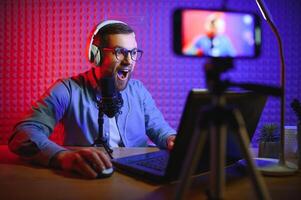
[99,33,137,91]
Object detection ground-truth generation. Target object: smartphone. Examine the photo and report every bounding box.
[173,8,261,58]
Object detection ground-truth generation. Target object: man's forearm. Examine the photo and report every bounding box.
[9,128,67,166]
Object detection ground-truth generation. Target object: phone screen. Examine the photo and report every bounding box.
[173,9,261,58]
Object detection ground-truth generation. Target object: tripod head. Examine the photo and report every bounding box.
[204,57,281,97]
[205,57,233,95]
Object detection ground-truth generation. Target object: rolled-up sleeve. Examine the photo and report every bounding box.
[8,79,71,166]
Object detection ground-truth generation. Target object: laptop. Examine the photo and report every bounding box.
[112,89,267,182]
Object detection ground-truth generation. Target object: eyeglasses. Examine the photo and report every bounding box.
[102,47,143,61]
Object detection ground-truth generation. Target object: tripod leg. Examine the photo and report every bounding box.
[209,124,227,199]
[175,127,208,200]
[233,109,271,200]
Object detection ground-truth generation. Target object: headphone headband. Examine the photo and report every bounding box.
[88,20,127,62]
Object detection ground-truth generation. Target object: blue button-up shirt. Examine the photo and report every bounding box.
[9,68,176,166]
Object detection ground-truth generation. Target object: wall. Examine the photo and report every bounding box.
[1,0,301,145]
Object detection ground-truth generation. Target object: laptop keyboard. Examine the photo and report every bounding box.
[135,155,168,172]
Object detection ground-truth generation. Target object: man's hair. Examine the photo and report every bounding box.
[94,23,134,47]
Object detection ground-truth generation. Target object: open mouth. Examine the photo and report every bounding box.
[117,68,130,81]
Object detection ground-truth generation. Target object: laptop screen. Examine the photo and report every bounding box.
[165,89,267,180]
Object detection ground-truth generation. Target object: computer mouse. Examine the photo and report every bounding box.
[96,167,114,178]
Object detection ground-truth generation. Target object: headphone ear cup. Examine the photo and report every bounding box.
[87,20,127,66]
[91,45,102,66]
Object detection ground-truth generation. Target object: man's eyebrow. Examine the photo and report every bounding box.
[111,46,138,50]
[105,46,124,49]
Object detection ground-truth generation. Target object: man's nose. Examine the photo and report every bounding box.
[122,52,132,64]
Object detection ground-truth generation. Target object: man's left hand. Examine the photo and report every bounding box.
[167,135,176,150]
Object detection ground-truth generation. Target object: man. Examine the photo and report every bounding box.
[8,20,176,179]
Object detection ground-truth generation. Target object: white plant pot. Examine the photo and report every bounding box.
[258,141,280,158]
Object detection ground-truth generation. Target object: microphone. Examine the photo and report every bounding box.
[99,76,123,118]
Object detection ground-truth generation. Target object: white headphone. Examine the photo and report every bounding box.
[87,20,127,66]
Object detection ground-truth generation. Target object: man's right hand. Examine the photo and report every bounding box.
[51,148,112,179]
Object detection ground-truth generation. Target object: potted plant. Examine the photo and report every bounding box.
[257,123,280,158]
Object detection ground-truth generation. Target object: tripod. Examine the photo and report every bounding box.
[175,58,275,199]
